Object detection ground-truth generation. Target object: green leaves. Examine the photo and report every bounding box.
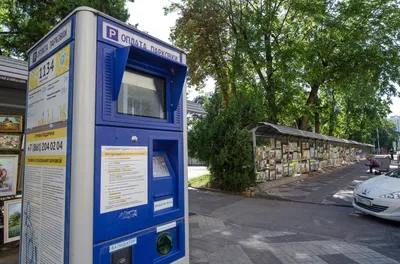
[173,0,400,146]
[0,0,130,58]
[188,89,264,192]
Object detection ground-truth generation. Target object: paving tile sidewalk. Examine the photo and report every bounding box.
[189,213,400,264]
[262,163,382,206]
[1,211,398,264]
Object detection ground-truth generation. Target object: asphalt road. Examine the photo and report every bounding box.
[2,164,399,264]
[189,164,400,264]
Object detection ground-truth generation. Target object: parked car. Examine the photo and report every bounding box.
[353,169,400,221]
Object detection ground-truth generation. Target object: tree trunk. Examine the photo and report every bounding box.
[314,94,320,133]
[345,97,351,138]
[328,111,334,136]
[264,33,278,124]
[328,90,336,136]
[299,83,319,130]
[315,112,320,134]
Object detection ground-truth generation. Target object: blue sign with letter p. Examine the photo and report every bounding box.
[107,26,119,41]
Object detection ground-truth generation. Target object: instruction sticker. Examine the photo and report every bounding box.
[101,146,148,214]
[156,221,177,233]
[109,238,137,253]
[154,198,174,212]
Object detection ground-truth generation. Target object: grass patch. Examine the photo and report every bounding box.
[189,174,211,188]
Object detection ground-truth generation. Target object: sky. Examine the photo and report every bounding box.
[126,0,214,100]
[126,1,400,116]
[390,96,400,117]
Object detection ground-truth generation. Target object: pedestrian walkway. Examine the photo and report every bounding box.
[262,163,383,206]
[189,213,400,264]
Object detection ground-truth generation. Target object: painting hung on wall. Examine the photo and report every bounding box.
[275,150,282,160]
[3,198,21,243]
[276,140,281,149]
[0,134,21,150]
[282,154,288,163]
[270,170,276,180]
[276,164,283,177]
[289,165,294,176]
[260,160,267,170]
[270,150,276,160]
[310,148,315,158]
[283,166,289,177]
[0,115,22,133]
[264,170,270,181]
[257,172,265,181]
[269,158,275,166]
[292,141,298,150]
[0,155,18,197]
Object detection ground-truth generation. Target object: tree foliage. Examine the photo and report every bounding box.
[189,89,266,192]
[172,0,400,190]
[168,0,400,142]
[0,0,130,58]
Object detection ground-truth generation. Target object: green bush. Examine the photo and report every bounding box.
[189,90,265,192]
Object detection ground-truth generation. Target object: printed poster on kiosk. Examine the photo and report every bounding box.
[21,19,73,264]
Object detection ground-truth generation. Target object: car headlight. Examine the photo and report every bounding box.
[379,192,400,199]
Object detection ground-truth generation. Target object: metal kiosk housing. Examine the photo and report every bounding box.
[20,7,189,264]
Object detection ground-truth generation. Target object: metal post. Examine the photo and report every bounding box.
[252,127,257,174]
[376,128,380,154]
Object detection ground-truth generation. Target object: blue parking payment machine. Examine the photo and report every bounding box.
[21,7,189,264]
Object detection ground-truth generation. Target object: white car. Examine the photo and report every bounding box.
[353,169,400,221]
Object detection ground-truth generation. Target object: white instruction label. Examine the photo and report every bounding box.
[109,237,137,253]
[154,198,173,212]
[156,221,177,233]
[101,146,148,214]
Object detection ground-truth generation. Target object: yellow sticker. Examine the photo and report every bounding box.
[28,44,70,91]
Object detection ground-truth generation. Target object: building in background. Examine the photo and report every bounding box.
[389,115,400,150]
[0,56,27,116]
[389,116,400,132]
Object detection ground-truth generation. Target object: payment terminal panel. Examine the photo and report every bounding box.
[93,126,184,243]
[23,8,188,264]
[94,15,187,264]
